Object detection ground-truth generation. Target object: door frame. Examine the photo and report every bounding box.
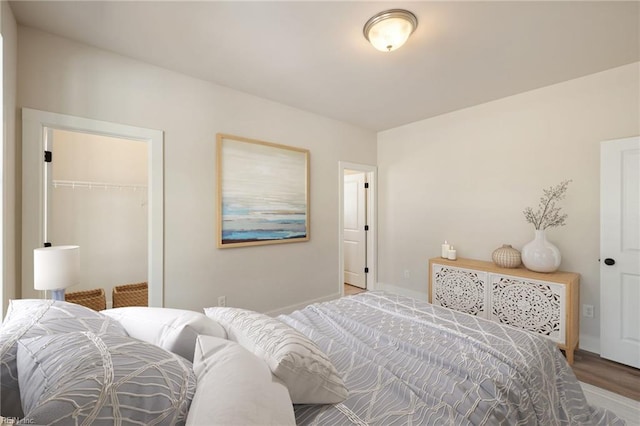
[21,108,164,306]
[339,161,377,295]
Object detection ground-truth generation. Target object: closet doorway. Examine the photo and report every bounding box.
[21,108,164,306]
[49,130,148,306]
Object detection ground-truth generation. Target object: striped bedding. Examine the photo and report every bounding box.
[278,292,622,426]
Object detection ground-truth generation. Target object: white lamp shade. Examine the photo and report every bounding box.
[34,245,80,291]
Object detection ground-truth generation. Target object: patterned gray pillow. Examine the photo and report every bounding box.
[204,307,348,404]
[0,299,127,418]
[17,331,196,425]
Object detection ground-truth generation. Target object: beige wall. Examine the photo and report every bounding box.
[17,26,376,313]
[2,1,18,318]
[377,62,640,352]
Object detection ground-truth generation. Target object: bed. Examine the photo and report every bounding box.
[279,292,621,425]
[0,292,623,425]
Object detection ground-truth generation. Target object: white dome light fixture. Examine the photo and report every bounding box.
[363,9,418,52]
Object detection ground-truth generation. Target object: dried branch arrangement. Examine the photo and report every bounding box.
[523,180,572,230]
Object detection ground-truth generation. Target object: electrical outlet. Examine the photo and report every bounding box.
[583,304,594,318]
[218,296,226,307]
[404,269,410,279]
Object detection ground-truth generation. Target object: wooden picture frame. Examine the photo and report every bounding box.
[216,133,310,248]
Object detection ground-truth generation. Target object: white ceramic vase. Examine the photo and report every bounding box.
[521,229,561,273]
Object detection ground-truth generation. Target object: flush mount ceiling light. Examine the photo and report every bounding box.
[363,9,418,52]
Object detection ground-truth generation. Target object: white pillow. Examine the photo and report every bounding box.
[101,306,226,362]
[204,307,348,404]
[186,335,295,426]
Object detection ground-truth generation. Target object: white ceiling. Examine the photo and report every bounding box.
[9,1,640,131]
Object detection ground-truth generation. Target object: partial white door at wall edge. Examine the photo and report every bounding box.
[600,136,640,369]
[344,172,366,289]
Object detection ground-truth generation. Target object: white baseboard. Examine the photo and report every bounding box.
[377,282,429,301]
[580,382,640,425]
[265,292,341,317]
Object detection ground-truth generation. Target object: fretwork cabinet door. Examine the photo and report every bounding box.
[489,274,566,345]
[430,263,489,318]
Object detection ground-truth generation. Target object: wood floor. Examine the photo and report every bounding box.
[342,284,640,401]
[572,349,640,401]
[344,283,367,296]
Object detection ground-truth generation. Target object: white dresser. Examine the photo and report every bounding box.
[428,257,580,364]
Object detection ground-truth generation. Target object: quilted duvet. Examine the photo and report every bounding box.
[279,292,622,426]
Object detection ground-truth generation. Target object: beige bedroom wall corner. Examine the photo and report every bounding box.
[16,26,376,313]
[377,62,640,353]
[2,1,18,318]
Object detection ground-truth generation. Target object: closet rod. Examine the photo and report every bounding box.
[52,180,148,191]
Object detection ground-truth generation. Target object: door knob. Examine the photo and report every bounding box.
[604,258,616,266]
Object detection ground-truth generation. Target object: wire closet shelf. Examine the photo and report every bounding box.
[52,180,147,191]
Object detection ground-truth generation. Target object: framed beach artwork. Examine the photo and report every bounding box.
[216,134,310,248]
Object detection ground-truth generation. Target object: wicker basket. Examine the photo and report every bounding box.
[112,282,148,308]
[65,288,106,311]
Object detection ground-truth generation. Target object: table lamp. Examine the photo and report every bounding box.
[34,245,80,301]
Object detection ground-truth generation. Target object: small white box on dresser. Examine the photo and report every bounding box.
[428,257,580,364]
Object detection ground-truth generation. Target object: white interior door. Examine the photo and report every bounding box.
[344,172,366,288]
[600,136,640,368]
